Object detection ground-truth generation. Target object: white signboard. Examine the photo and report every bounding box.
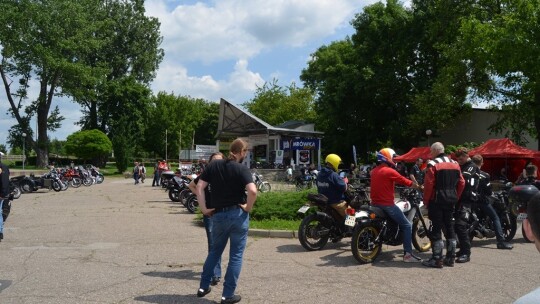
[196,145,218,153]
[248,134,268,146]
[275,150,284,164]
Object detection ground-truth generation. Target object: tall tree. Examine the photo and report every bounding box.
[242,79,316,126]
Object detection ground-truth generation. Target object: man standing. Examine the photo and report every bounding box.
[422,142,465,268]
[454,148,480,263]
[196,139,257,304]
[409,158,424,185]
[0,152,10,242]
[152,160,160,187]
[133,162,140,185]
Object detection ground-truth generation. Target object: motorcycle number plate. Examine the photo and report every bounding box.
[297,205,310,213]
[344,215,356,227]
[517,213,528,220]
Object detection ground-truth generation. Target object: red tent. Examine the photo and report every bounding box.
[468,138,538,181]
[394,147,431,163]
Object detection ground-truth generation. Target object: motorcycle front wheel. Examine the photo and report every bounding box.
[351,223,381,264]
[52,181,62,192]
[96,174,104,184]
[186,195,199,214]
[412,218,432,252]
[258,182,271,193]
[20,180,34,193]
[11,187,21,199]
[298,214,330,251]
[501,213,517,242]
[70,177,82,188]
[168,189,180,202]
[82,177,93,187]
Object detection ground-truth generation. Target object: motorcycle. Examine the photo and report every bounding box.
[87,165,104,184]
[468,188,517,242]
[295,173,316,191]
[9,176,24,199]
[252,172,271,192]
[297,193,358,251]
[508,184,539,243]
[18,173,53,193]
[350,188,431,264]
[167,176,191,202]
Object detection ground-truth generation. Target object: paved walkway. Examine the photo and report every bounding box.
[0,177,539,304]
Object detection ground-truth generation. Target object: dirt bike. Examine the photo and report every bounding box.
[508,184,539,243]
[350,188,431,264]
[297,193,359,251]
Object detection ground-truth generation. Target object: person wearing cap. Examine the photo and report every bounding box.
[0,152,10,242]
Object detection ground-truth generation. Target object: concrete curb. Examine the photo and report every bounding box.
[248,229,296,239]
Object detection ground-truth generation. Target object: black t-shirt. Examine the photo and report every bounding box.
[193,175,212,203]
[199,159,253,208]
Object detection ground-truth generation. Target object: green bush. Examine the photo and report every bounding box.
[250,189,315,221]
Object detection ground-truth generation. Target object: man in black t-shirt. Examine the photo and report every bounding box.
[196,139,257,304]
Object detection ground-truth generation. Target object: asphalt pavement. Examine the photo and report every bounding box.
[0,177,539,304]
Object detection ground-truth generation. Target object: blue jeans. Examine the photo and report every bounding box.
[379,204,413,253]
[133,173,139,184]
[0,199,3,234]
[203,215,222,278]
[200,207,249,298]
[477,203,505,242]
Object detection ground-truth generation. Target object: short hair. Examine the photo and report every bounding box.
[528,193,540,240]
[454,147,469,158]
[525,164,538,177]
[431,142,444,154]
[471,154,483,166]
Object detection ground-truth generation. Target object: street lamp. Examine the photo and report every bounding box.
[426,129,432,147]
[22,132,27,170]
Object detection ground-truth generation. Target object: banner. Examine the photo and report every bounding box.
[290,138,319,150]
[297,150,311,166]
[275,150,284,164]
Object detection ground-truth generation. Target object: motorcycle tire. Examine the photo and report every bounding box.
[501,213,517,242]
[258,182,271,193]
[96,174,104,184]
[61,180,69,191]
[70,177,82,188]
[82,177,93,187]
[186,195,199,214]
[298,214,330,251]
[52,181,62,192]
[412,218,431,252]
[351,223,382,264]
[20,180,34,193]
[522,224,533,243]
[11,187,21,199]
[179,189,191,206]
[168,189,180,202]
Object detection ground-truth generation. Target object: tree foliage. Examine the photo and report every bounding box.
[65,129,112,165]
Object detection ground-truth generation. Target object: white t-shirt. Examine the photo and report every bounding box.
[286,168,292,175]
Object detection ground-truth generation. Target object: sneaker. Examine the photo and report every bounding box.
[403,252,422,263]
[221,295,241,304]
[211,276,221,286]
[197,287,211,298]
[422,258,443,268]
[455,254,470,263]
[443,257,455,267]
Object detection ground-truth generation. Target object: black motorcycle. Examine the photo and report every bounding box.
[295,173,316,191]
[167,176,190,202]
[9,176,24,199]
[508,184,539,243]
[468,189,517,242]
[350,188,431,264]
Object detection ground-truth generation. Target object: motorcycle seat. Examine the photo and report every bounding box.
[361,205,387,219]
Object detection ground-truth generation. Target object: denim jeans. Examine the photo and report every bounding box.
[200,207,249,298]
[379,204,413,253]
[477,203,505,242]
[203,215,222,278]
[0,199,3,234]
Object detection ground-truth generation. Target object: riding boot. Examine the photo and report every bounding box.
[422,240,444,268]
[443,239,457,267]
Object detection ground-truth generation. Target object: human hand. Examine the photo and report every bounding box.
[239,203,250,213]
[202,208,215,217]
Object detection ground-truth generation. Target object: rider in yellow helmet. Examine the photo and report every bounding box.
[316,154,348,228]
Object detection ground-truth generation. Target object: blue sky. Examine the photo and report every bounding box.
[0,0,382,147]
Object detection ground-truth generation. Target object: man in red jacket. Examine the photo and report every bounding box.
[422,142,465,268]
[370,148,422,263]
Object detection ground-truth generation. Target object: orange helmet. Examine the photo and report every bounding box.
[377,148,397,168]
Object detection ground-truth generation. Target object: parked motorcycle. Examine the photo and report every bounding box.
[508,184,539,243]
[18,173,52,193]
[87,165,104,184]
[297,193,358,251]
[350,188,431,264]
[184,192,199,214]
[167,176,191,202]
[295,173,316,191]
[9,176,24,199]
[468,189,517,242]
[252,172,271,192]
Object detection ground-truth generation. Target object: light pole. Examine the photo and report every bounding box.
[426,129,432,147]
[165,129,168,162]
[22,132,27,170]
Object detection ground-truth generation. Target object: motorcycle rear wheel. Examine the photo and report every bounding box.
[20,180,34,193]
[258,182,271,193]
[351,223,381,264]
[298,214,330,251]
[412,218,431,252]
[11,187,21,199]
[186,195,199,214]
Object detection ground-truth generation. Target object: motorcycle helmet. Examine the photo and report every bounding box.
[325,154,342,172]
[377,148,397,168]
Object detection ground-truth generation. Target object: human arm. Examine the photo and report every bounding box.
[240,182,257,213]
[423,166,435,207]
[196,179,214,216]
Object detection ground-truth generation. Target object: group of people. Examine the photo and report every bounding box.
[132,162,146,185]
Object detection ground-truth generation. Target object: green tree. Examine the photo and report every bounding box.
[65,129,112,166]
[242,79,316,126]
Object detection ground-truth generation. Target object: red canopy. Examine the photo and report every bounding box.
[394,147,431,163]
[468,138,536,158]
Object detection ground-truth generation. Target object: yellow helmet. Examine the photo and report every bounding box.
[325,154,342,171]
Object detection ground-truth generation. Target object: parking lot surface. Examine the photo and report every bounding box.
[0,177,539,304]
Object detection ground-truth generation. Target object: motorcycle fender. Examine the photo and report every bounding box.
[315,211,335,226]
[355,218,372,227]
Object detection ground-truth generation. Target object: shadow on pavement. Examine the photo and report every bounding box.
[134,294,216,304]
[142,269,200,281]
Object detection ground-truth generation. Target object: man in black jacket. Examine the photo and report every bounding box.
[0,152,11,242]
